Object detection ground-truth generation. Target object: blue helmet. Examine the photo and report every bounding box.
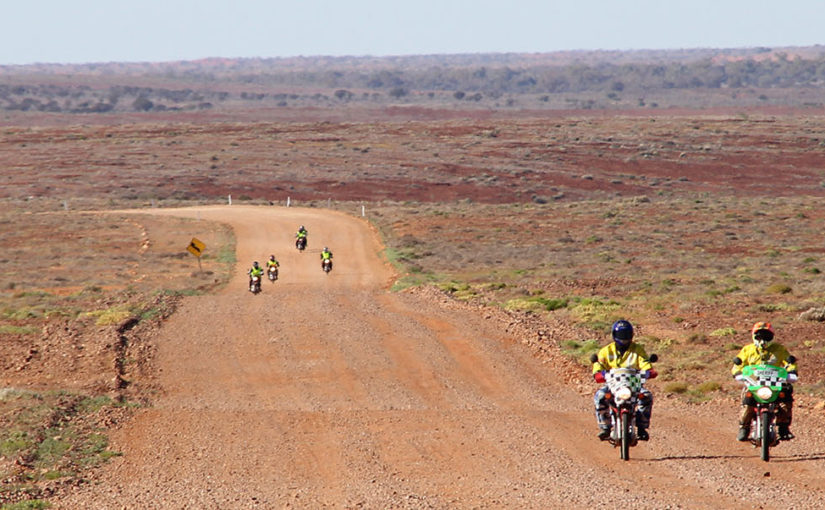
[611,320,634,347]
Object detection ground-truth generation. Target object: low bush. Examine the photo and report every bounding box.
[664,381,689,394]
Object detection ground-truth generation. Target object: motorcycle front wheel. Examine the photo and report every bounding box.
[620,412,630,461]
[760,412,771,462]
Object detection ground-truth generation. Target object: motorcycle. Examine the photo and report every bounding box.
[322,258,332,273]
[267,265,279,282]
[734,362,797,462]
[248,274,262,294]
[295,236,307,251]
[592,353,658,461]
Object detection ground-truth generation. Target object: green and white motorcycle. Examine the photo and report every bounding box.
[734,363,797,462]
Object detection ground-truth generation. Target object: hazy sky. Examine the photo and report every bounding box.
[2,0,823,65]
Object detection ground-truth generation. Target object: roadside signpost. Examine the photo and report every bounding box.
[187,237,206,271]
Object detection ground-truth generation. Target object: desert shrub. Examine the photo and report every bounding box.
[799,307,825,322]
[664,381,689,394]
[569,297,621,328]
[686,333,708,344]
[710,327,736,337]
[504,297,549,312]
[766,283,792,294]
[132,96,153,111]
[81,305,134,326]
[0,325,37,335]
[694,381,722,393]
[561,339,600,365]
[530,297,568,311]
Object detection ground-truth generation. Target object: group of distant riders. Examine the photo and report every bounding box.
[247,225,334,292]
[246,226,799,456]
[592,319,796,452]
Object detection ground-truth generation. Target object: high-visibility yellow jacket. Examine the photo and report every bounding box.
[592,342,653,374]
[731,343,797,376]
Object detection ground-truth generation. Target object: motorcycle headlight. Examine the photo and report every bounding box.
[756,387,773,400]
[616,387,632,401]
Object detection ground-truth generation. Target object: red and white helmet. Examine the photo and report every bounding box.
[751,322,774,348]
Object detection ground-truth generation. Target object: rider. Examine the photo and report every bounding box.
[266,254,279,270]
[247,261,263,285]
[592,320,657,441]
[320,246,333,266]
[296,225,308,241]
[732,322,798,441]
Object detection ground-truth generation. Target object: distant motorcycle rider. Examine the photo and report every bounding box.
[592,320,657,441]
[295,225,308,250]
[248,261,263,286]
[266,255,279,269]
[320,246,333,265]
[732,322,797,441]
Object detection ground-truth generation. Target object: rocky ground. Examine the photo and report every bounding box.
[1,105,825,507]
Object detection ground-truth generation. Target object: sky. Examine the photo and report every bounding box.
[2,0,824,65]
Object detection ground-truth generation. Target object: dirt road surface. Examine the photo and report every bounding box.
[55,206,825,509]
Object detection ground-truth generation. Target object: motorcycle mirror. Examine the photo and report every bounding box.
[589,354,598,363]
[649,354,658,363]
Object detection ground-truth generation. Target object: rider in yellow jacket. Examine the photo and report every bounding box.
[731,322,797,441]
[592,320,657,441]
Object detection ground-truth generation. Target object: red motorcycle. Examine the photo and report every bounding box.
[248,274,262,294]
[591,353,658,460]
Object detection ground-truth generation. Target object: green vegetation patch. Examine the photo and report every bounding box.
[569,297,621,331]
[81,304,137,326]
[0,325,38,336]
[0,391,123,506]
[765,283,792,294]
[504,296,569,313]
[710,327,737,337]
[560,339,601,365]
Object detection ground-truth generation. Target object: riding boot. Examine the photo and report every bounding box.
[738,404,755,441]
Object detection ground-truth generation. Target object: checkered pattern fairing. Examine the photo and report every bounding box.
[606,369,642,394]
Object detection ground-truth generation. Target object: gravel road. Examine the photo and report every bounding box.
[54,206,825,509]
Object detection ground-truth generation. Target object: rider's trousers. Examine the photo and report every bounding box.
[594,386,653,429]
[739,387,793,426]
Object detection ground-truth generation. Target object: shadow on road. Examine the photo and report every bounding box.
[646,454,748,462]
[769,452,825,463]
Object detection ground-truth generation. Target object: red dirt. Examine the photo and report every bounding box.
[2,105,825,508]
[46,206,825,509]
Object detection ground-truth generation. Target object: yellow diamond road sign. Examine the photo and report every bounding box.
[187,237,206,257]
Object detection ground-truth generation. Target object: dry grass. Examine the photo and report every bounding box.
[370,194,825,397]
